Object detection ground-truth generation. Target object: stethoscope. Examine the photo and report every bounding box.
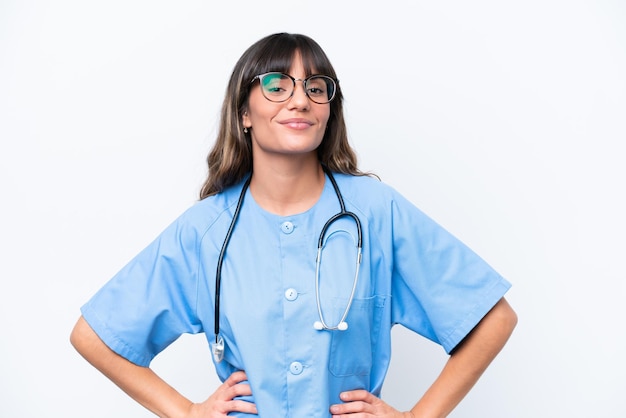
[211,166,362,363]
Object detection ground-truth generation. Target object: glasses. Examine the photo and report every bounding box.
[251,72,337,104]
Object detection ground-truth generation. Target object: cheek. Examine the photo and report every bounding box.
[317,106,331,128]
[245,90,275,126]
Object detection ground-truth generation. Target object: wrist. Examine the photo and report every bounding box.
[183,402,200,418]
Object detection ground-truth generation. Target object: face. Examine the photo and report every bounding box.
[242,53,331,161]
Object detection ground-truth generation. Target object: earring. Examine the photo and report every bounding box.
[243,127,249,134]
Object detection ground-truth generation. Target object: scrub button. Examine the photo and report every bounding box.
[280,221,294,234]
[289,361,303,375]
[284,288,298,301]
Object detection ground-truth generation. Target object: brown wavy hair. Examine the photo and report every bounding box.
[199,33,367,199]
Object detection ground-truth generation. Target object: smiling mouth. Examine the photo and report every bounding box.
[279,119,314,130]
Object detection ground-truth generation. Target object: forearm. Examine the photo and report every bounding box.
[409,298,517,418]
[70,316,192,418]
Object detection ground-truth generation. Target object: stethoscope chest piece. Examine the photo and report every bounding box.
[211,335,225,363]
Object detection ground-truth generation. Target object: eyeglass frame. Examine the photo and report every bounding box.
[249,72,338,104]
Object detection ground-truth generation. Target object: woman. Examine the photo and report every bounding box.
[71,32,517,417]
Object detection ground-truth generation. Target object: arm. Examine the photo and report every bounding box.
[330,297,517,418]
[408,297,517,417]
[70,316,257,418]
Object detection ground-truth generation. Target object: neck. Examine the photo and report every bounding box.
[250,154,325,216]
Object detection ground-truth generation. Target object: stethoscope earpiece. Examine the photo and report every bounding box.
[313,320,349,331]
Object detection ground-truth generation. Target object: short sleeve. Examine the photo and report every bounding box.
[389,192,511,353]
[81,212,203,366]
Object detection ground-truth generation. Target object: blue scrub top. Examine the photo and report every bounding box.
[81,173,511,417]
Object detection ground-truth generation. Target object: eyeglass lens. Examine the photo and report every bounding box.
[260,73,335,104]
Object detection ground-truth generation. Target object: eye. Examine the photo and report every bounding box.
[307,87,325,95]
[262,73,291,96]
[266,85,285,93]
[306,80,326,96]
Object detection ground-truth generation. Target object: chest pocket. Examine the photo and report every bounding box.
[329,294,386,376]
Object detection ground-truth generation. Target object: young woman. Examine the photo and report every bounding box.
[71,32,517,418]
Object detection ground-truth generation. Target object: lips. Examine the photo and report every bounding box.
[278,118,314,130]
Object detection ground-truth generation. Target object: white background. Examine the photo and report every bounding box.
[1,1,625,417]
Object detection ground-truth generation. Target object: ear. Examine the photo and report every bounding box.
[242,110,251,129]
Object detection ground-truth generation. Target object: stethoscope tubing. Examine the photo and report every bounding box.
[314,169,363,330]
[213,167,362,361]
[214,175,252,341]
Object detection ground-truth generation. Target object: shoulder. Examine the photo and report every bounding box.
[174,179,248,237]
[332,172,393,195]
[331,173,410,213]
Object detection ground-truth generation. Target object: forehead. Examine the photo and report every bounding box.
[284,53,315,77]
[256,49,322,77]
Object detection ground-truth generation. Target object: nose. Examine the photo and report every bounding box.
[287,79,310,110]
